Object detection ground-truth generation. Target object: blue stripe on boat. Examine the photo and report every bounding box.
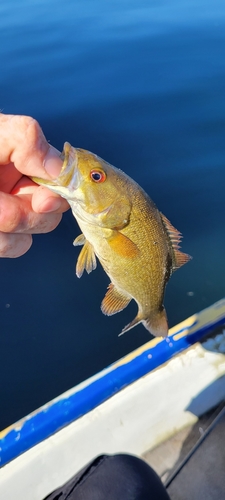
[1,298,225,467]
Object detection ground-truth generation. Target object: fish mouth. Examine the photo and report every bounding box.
[31,142,80,196]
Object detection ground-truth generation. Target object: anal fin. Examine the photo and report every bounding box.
[76,241,97,278]
[101,283,131,316]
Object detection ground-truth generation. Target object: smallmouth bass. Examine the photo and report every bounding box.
[33,143,191,337]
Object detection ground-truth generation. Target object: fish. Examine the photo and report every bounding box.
[32,142,191,338]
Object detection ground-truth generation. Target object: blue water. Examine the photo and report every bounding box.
[1,0,225,429]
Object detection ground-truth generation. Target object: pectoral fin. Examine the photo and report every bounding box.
[108,231,140,258]
[76,241,97,278]
[101,283,131,316]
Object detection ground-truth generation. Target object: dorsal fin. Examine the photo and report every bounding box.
[172,249,191,269]
[160,213,191,271]
[160,213,182,248]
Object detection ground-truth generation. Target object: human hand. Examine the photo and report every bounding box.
[0,114,69,257]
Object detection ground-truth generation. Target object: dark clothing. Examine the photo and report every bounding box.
[44,453,170,500]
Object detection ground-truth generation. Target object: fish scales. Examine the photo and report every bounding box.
[32,142,191,338]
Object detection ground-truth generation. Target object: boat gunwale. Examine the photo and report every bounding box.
[1,298,225,468]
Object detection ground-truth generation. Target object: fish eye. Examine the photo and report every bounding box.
[90,169,106,183]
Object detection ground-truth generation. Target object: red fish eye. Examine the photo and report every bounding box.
[90,170,106,183]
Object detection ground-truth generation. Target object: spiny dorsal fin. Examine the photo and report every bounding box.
[160,212,191,271]
[101,283,131,316]
[160,213,182,247]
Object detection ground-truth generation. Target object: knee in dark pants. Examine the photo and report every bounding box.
[44,453,170,500]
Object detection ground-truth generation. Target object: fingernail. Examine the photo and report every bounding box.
[43,146,63,178]
[38,196,62,213]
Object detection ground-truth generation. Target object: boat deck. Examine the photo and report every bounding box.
[143,401,225,499]
[1,302,225,500]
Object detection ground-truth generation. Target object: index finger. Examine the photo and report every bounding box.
[0,114,63,179]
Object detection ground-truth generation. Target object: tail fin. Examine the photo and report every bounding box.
[144,307,168,338]
[119,307,168,338]
[118,315,142,337]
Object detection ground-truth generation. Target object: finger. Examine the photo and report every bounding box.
[17,209,62,234]
[0,232,32,258]
[32,187,70,214]
[10,177,69,213]
[0,191,62,234]
[0,114,63,179]
[0,162,22,193]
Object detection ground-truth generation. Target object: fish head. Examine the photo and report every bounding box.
[32,142,81,199]
[32,142,132,229]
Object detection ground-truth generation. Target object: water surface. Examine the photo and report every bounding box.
[1,0,225,429]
